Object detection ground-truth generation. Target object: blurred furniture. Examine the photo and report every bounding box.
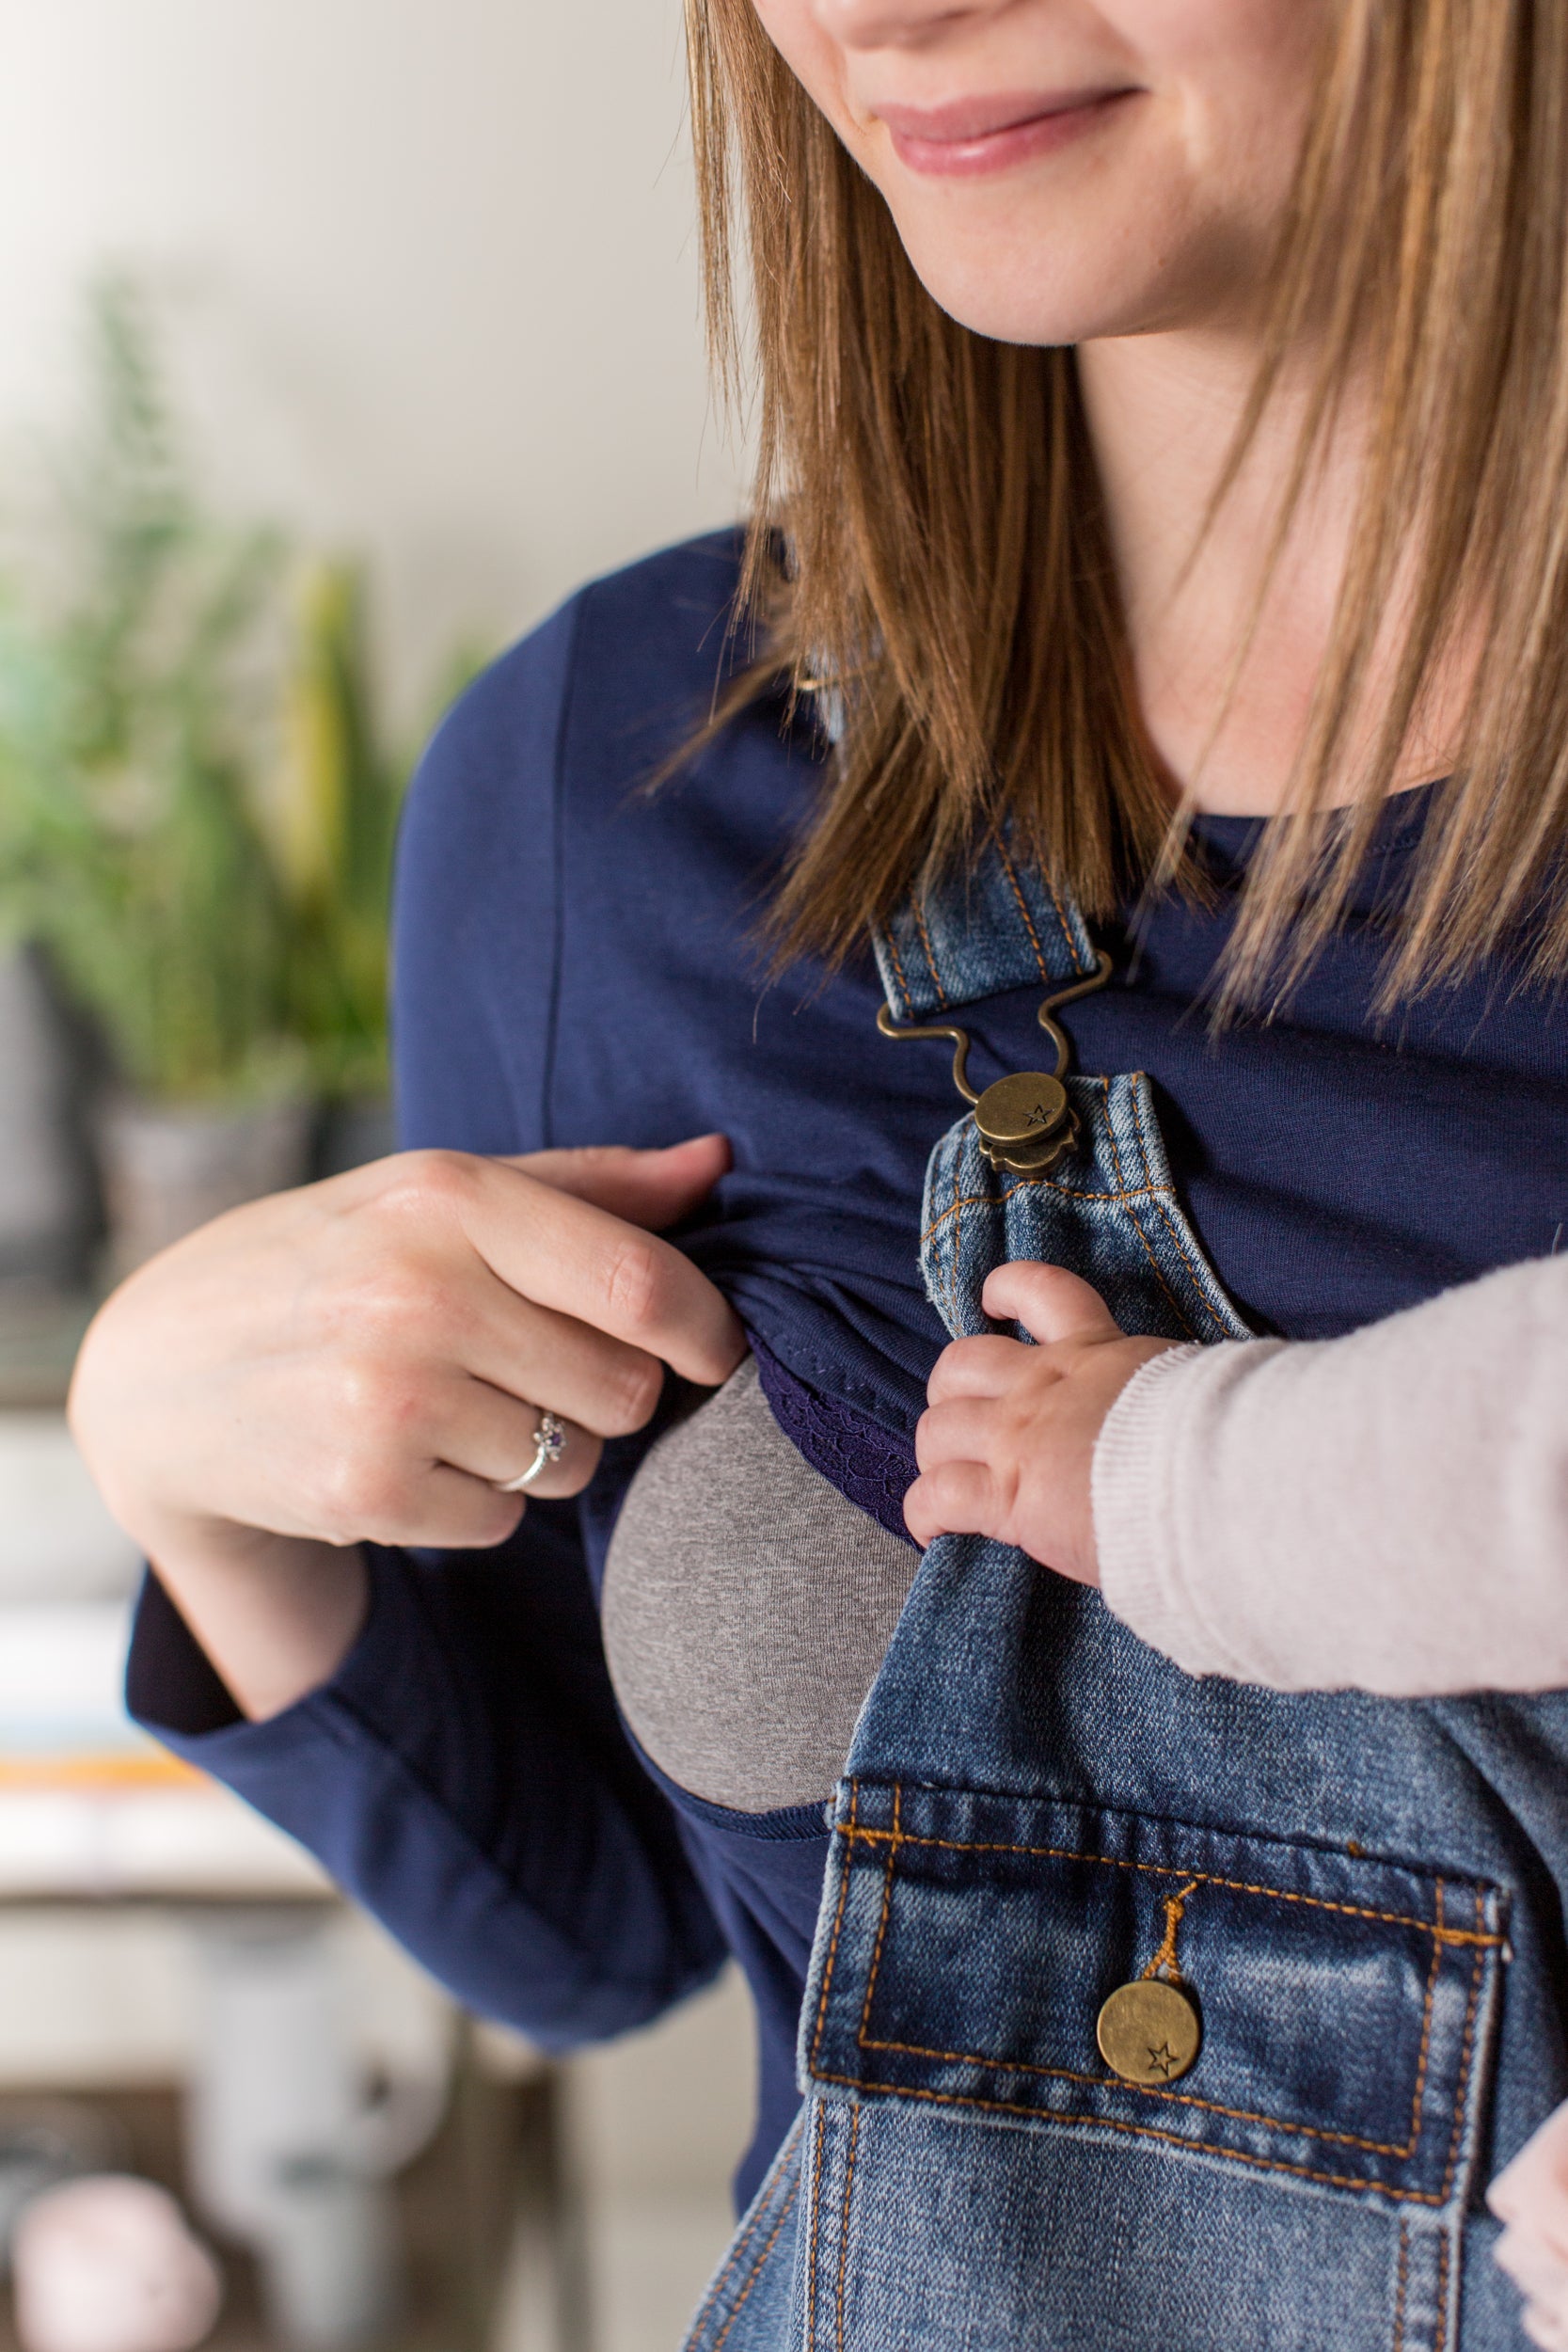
[0,1299,589,2352]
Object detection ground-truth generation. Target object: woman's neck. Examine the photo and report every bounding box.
[1076,329,1463,818]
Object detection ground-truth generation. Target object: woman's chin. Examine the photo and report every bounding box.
[892,234,1172,352]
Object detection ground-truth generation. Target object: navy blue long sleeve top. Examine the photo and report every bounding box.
[128,531,1568,2208]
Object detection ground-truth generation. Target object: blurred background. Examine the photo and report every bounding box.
[0,5,755,2347]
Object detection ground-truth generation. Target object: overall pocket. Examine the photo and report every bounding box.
[798,1780,1507,2352]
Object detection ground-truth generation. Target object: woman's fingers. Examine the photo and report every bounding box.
[293,1376,601,1553]
[460,1279,670,1440]
[498,1417,599,1502]
[983,1260,1122,1346]
[374,1463,530,1554]
[506,1134,733,1228]
[71,1136,748,1589]
[412,1154,746,1387]
[425,1372,603,1500]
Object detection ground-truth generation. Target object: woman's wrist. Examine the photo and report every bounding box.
[146,1523,371,1725]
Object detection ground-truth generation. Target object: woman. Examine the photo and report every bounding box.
[70,1,1568,2344]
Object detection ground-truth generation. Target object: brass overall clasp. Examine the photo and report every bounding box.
[877,951,1113,1178]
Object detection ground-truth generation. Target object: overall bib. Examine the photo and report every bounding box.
[684,850,1566,2352]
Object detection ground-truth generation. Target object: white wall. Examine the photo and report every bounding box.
[0,0,747,720]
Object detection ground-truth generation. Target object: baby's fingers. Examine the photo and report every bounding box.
[1495,2233,1568,2350]
[927,1334,1026,1404]
[1496,2226,1568,2307]
[1490,2101,1568,2343]
[903,1460,1005,1549]
[915,1396,1009,1470]
[984,1261,1121,1346]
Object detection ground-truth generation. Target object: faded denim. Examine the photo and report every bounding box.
[685,844,1561,2351]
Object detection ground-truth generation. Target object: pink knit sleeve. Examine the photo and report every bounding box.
[1091,1253,1568,1694]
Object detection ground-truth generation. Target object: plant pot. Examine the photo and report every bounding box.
[316,1094,394,1180]
[96,1091,315,1281]
[0,948,94,1288]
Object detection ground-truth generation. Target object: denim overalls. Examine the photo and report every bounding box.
[683,848,1566,2352]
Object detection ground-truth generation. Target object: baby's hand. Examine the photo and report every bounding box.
[1490,2100,1568,2347]
[905,1262,1173,1579]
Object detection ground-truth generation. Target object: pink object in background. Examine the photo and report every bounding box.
[12,2176,222,2352]
[1491,2100,1568,2350]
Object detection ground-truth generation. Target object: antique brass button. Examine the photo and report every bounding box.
[876,950,1112,1184]
[974,1073,1069,1149]
[973,1073,1073,1175]
[1096,1979,1202,2086]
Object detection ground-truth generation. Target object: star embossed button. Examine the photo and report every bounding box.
[974,1072,1069,1147]
[1096,1979,1203,2086]
[876,950,1111,1182]
[973,1073,1072,1172]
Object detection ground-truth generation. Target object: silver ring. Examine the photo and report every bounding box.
[495,1410,568,1494]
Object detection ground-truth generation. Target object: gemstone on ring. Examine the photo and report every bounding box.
[495,1409,569,1494]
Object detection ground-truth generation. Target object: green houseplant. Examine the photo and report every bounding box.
[0,277,307,1272]
[273,559,408,1170]
[0,276,486,1272]
[277,562,402,1101]
[272,560,486,1169]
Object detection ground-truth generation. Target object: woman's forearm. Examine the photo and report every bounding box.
[145,1526,370,1722]
[1093,1252,1568,1693]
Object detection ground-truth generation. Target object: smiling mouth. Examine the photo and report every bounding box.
[875,87,1140,180]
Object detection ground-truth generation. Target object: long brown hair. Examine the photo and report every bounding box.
[684,0,1568,1009]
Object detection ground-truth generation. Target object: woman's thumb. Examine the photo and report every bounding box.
[500,1134,732,1230]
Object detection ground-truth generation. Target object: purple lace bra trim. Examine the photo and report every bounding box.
[751,1338,919,1549]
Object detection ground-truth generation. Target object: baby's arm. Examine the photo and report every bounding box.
[1091,1250,1568,1693]
[909,1249,1568,1694]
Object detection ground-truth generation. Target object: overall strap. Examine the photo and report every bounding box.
[871,838,1098,1018]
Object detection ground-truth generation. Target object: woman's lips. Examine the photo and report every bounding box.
[876,87,1139,180]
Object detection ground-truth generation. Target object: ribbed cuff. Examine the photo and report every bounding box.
[1091,1345,1207,1663]
[1092,1342,1288,1678]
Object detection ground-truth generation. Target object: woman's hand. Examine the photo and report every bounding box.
[905,1262,1172,1577]
[70,1135,746,1717]
[1491,2102,1568,2348]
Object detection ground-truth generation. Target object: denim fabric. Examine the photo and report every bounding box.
[684,850,1560,2350]
[875,835,1101,1018]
